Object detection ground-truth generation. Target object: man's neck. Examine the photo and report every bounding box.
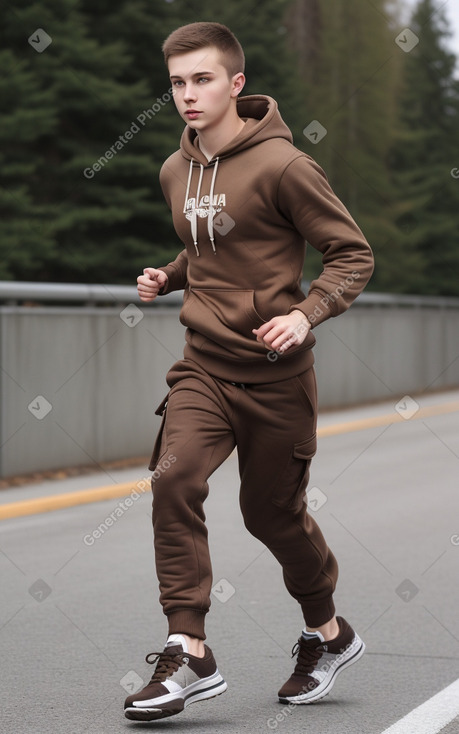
[198,114,246,161]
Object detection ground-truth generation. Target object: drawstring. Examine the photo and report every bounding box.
[208,157,219,254]
[183,160,194,215]
[184,158,200,255]
[192,163,204,256]
[183,156,220,256]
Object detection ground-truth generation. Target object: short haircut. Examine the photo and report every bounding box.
[162,22,245,78]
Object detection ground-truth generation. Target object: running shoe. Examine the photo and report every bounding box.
[124,634,227,721]
[278,616,365,704]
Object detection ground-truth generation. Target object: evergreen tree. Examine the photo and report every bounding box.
[0,48,56,279]
[0,0,308,284]
[390,0,459,295]
[2,0,458,292]
[0,0,183,283]
[285,0,405,289]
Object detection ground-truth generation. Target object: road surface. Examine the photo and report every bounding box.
[1,389,458,733]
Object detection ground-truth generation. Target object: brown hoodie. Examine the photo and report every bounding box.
[158,94,374,383]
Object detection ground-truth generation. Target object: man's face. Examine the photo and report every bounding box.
[168,47,245,133]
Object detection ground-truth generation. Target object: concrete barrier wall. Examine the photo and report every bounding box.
[313,304,459,406]
[1,298,458,478]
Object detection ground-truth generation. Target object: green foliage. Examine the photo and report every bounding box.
[0,0,307,284]
[286,0,406,286]
[389,0,459,295]
[0,0,458,294]
[0,0,183,283]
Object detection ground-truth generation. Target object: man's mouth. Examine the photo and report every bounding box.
[185,110,202,119]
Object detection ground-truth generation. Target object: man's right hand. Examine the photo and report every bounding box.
[137,268,168,302]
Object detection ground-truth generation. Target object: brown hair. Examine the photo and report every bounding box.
[162,22,245,78]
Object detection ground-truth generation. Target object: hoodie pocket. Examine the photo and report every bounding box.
[271,432,317,512]
[180,288,266,355]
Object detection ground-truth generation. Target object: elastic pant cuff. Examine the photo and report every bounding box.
[301,598,336,629]
[166,609,207,640]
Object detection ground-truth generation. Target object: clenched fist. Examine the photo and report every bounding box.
[252,309,311,354]
[137,268,168,302]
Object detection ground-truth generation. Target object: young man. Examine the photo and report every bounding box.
[124,21,374,722]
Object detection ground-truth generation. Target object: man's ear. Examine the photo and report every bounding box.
[231,72,246,98]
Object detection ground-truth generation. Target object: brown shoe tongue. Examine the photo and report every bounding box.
[164,643,183,654]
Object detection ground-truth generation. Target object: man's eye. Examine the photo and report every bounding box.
[173,81,184,87]
[198,77,209,83]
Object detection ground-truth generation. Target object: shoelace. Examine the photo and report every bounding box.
[145,649,189,683]
[290,637,323,676]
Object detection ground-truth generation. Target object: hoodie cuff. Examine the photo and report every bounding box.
[288,290,338,328]
[156,264,181,295]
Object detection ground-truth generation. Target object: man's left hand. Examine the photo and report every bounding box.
[252,309,311,355]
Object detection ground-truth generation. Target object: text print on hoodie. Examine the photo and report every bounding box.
[158,95,374,384]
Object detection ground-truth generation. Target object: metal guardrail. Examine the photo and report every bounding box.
[355,291,459,308]
[0,281,180,306]
[1,281,459,308]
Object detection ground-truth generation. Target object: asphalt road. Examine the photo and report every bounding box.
[1,389,459,734]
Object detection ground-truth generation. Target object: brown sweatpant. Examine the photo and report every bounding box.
[148,358,338,640]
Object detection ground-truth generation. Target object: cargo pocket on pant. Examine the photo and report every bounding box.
[148,394,169,471]
[271,433,317,512]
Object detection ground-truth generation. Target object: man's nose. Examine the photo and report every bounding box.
[184,83,197,102]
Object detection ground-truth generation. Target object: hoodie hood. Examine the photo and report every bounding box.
[178,95,293,255]
[179,95,293,163]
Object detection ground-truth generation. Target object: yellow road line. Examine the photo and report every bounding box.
[317,400,459,437]
[0,481,149,521]
[1,400,458,521]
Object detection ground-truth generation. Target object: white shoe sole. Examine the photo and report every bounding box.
[125,671,227,721]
